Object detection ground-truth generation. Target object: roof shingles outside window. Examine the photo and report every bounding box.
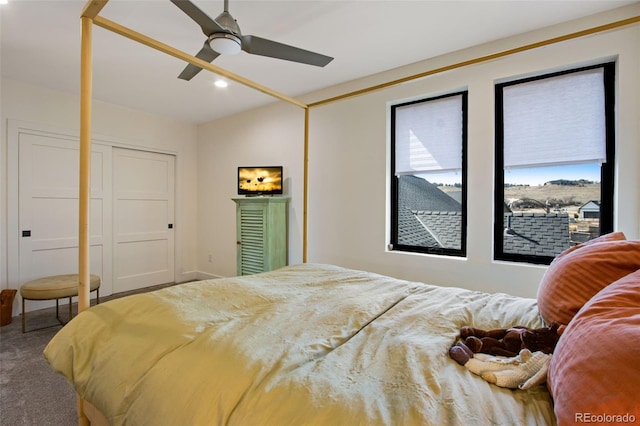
[503,212,570,257]
[397,175,571,256]
[397,176,461,249]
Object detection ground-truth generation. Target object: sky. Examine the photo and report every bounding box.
[503,163,600,186]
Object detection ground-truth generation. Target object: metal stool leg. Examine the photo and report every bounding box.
[22,297,25,333]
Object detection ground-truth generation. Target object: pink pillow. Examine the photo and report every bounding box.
[537,239,640,328]
[548,269,640,425]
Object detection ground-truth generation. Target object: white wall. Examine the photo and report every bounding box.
[197,101,306,278]
[0,80,199,294]
[197,5,640,298]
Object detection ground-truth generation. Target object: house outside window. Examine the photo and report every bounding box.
[494,62,615,265]
[390,91,467,256]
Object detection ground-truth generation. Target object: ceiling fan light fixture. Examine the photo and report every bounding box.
[172,0,333,81]
[209,33,241,55]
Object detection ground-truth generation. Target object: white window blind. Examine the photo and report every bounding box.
[395,94,463,175]
[503,67,606,169]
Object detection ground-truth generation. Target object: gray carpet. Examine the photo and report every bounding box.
[0,303,78,425]
[0,284,178,425]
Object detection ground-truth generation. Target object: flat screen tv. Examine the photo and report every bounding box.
[237,166,283,196]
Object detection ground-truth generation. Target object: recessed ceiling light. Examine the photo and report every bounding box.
[214,80,228,88]
[0,0,9,5]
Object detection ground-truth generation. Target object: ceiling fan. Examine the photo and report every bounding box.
[170,0,334,81]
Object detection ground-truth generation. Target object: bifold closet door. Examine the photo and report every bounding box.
[113,148,175,293]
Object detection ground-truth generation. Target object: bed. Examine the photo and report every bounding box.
[45,263,556,425]
[44,232,640,426]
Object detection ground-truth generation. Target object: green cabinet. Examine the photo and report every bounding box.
[232,197,288,275]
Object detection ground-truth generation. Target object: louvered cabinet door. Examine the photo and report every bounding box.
[233,197,288,276]
[238,207,266,275]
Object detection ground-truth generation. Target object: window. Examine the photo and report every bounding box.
[494,63,615,264]
[390,91,467,256]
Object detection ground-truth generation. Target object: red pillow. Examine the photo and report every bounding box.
[548,269,640,425]
[537,239,640,328]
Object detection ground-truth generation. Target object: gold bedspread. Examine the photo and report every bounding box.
[44,263,555,425]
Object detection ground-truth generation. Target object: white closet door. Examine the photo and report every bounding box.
[113,148,175,293]
[18,132,111,290]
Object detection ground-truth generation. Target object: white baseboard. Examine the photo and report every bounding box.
[179,270,226,282]
[177,270,200,283]
[195,271,225,281]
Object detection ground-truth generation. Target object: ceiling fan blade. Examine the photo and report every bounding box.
[240,35,333,67]
[170,0,224,36]
[178,42,220,81]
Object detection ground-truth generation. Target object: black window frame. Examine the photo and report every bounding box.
[390,91,468,257]
[493,62,616,265]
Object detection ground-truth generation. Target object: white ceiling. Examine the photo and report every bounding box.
[2,0,637,124]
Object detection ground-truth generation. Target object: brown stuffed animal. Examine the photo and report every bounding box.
[449,324,560,366]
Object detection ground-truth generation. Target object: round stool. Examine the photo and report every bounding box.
[20,274,101,333]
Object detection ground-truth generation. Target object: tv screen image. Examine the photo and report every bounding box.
[238,166,283,195]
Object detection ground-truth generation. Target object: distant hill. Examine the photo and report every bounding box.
[439,183,600,212]
[544,179,597,186]
[504,183,600,211]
